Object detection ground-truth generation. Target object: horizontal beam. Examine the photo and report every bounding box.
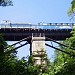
[0,28,72,41]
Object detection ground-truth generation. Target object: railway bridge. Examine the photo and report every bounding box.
[0,21,75,65]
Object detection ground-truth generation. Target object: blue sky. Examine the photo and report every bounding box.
[0,0,72,23]
[0,0,73,61]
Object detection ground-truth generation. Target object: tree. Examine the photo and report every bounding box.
[0,35,46,75]
[53,28,75,75]
[0,0,13,6]
[68,0,75,20]
[71,0,75,11]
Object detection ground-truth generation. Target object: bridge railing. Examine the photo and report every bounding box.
[0,23,75,29]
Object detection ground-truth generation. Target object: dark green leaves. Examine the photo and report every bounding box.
[0,0,13,6]
[71,0,75,10]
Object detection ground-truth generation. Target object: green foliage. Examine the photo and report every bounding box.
[0,0,13,6]
[0,35,47,75]
[68,0,75,21]
[1,28,75,75]
[55,59,75,75]
[0,0,75,75]
[53,28,75,75]
[71,0,75,10]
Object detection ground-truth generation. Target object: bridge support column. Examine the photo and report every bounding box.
[31,33,47,65]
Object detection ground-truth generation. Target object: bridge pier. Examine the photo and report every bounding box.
[30,33,47,65]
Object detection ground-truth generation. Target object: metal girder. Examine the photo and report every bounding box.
[46,37,75,50]
[45,43,75,57]
[5,36,31,54]
[6,42,29,54]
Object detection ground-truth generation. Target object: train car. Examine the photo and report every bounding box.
[0,20,11,28]
[10,23,32,29]
[0,20,33,29]
[37,23,51,29]
[59,23,72,29]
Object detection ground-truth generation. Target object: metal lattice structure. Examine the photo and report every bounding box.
[1,21,75,65]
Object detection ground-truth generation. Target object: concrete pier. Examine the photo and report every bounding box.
[31,33,47,65]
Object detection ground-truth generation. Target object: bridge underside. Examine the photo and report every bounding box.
[0,28,72,41]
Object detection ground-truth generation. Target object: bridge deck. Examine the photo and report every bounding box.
[0,28,72,41]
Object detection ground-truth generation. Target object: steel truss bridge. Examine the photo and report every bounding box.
[0,23,75,41]
[1,22,75,59]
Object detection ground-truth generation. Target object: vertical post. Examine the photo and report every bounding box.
[31,33,47,65]
[30,41,32,55]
